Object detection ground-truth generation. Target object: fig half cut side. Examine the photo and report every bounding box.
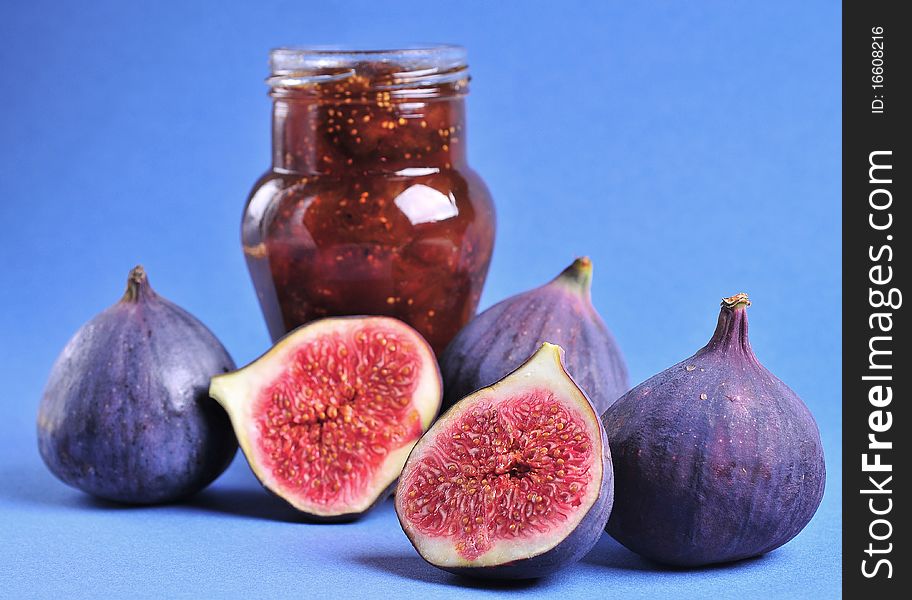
[395,343,613,579]
[210,316,442,521]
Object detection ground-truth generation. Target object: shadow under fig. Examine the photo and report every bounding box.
[185,486,313,523]
[582,534,662,571]
[1,461,358,524]
[583,533,771,573]
[61,485,308,522]
[353,552,543,590]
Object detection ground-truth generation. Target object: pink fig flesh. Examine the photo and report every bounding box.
[210,316,442,520]
[396,343,613,579]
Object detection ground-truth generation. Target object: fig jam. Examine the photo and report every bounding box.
[242,46,495,355]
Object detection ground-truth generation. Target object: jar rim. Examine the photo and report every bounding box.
[267,44,468,91]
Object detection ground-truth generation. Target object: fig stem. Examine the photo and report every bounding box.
[705,292,754,358]
[121,265,155,303]
[721,293,751,310]
[555,257,593,294]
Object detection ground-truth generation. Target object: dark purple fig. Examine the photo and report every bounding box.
[440,257,628,414]
[602,293,826,567]
[37,266,238,504]
[396,343,613,579]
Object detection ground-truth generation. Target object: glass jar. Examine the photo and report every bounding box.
[242,46,495,355]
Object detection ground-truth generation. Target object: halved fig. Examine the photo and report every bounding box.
[395,343,613,579]
[209,316,441,521]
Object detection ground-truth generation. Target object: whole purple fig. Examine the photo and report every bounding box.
[440,257,628,414]
[37,266,237,504]
[602,293,825,566]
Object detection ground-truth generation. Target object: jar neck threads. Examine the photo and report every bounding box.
[268,46,470,175]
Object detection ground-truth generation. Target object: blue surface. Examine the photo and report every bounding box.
[0,1,841,598]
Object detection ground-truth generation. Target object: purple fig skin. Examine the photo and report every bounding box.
[602,294,826,567]
[440,257,629,414]
[37,266,238,504]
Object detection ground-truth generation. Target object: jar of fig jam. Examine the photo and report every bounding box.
[242,46,495,355]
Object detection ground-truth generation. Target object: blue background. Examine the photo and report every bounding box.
[0,1,841,598]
